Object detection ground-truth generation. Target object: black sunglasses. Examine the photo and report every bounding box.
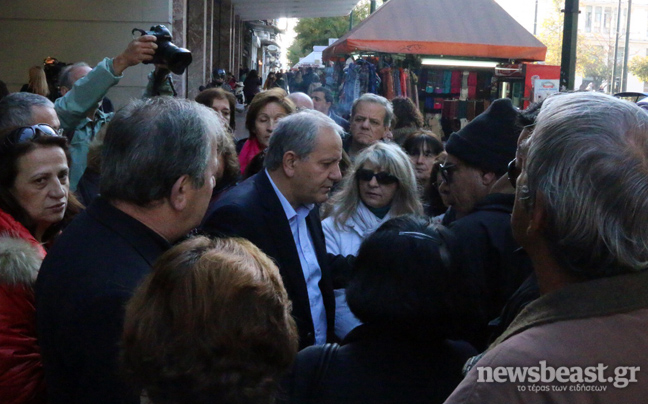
[439,162,458,184]
[1,124,64,154]
[356,168,398,185]
[507,159,521,189]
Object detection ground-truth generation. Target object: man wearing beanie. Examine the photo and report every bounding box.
[439,98,532,351]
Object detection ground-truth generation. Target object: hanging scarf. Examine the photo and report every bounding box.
[238,136,263,175]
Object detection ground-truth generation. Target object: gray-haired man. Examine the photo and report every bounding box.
[36,97,224,404]
[445,91,648,403]
[345,93,393,160]
[202,109,344,349]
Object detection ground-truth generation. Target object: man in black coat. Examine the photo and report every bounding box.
[36,98,224,404]
[438,98,532,350]
[202,109,344,349]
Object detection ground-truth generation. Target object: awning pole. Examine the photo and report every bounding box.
[611,0,622,94]
[560,0,579,90]
[621,0,632,92]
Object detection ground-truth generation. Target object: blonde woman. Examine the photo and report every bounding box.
[20,66,50,98]
[322,142,422,339]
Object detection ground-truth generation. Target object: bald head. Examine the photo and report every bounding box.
[59,63,92,96]
[287,92,313,111]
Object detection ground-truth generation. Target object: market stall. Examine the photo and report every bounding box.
[322,0,557,136]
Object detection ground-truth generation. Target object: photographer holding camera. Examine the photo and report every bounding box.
[56,31,179,191]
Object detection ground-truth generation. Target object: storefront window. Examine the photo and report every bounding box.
[594,6,602,33]
[603,7,611,34]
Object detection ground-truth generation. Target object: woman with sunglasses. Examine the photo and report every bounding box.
[0,123,81,403]
[322,142,422,339]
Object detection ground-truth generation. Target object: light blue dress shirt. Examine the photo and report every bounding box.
[266,170,327,344]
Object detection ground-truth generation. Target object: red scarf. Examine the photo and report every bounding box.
[238,136,264,175]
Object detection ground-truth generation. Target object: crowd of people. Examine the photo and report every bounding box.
[1,34,648,404]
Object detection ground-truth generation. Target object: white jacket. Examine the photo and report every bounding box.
[322,203,392,339]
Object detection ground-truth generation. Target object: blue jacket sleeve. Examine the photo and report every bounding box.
[54,58,122,131]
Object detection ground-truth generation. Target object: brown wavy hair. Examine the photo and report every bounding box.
[244,88,295,140]
[0,127,82,244]
[121,236,298,404]
[195,87,237,130]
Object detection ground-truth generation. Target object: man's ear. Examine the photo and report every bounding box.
[527,190,547,235]
[283,151,298,178]
[481,171,498,187]
[169,175,191,211]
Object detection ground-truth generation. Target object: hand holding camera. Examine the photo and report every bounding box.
[113,34,158,75]
[131,25,192,75]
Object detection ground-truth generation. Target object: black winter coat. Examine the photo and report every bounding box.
[278,324,476,404]
[448,193,533,350]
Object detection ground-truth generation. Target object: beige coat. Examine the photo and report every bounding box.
[444,269,648,404]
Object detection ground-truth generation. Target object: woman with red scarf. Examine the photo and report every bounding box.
[238,88,296,175]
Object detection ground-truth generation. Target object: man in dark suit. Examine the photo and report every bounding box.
[202,109,344,349]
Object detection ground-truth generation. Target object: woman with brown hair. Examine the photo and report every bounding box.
[238,88,296,174]
[195,87,237,132]
[401,130,444,215]
[121,236,298,404]
[0,124,82,403]
[390,96,424,144]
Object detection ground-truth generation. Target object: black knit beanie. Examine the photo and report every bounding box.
[445,98,520,176]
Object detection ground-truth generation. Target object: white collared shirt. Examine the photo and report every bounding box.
[265,170,327,344]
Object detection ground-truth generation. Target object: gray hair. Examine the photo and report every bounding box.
[0,93,54,131]
[58,62,91,89]
[323,142,423,228]
[524,91,648,278]
[351,93,394,128]
[264,109,343,171]
[100,97,223,206]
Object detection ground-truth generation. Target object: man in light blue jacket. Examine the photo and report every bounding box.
[55,35,174,190]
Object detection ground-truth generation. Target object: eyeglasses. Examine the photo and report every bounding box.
[438,162,458,184]
[507,159,521,189]
[0,124,64,154]
[356,168,398,185]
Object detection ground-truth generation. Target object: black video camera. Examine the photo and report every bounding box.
[132,25,192,75]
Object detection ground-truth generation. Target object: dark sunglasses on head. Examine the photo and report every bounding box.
[356,168,398,185]
[1,124,64,154]
[439,162,458,184]
[398,229,452,271]
[507,159,520,189]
